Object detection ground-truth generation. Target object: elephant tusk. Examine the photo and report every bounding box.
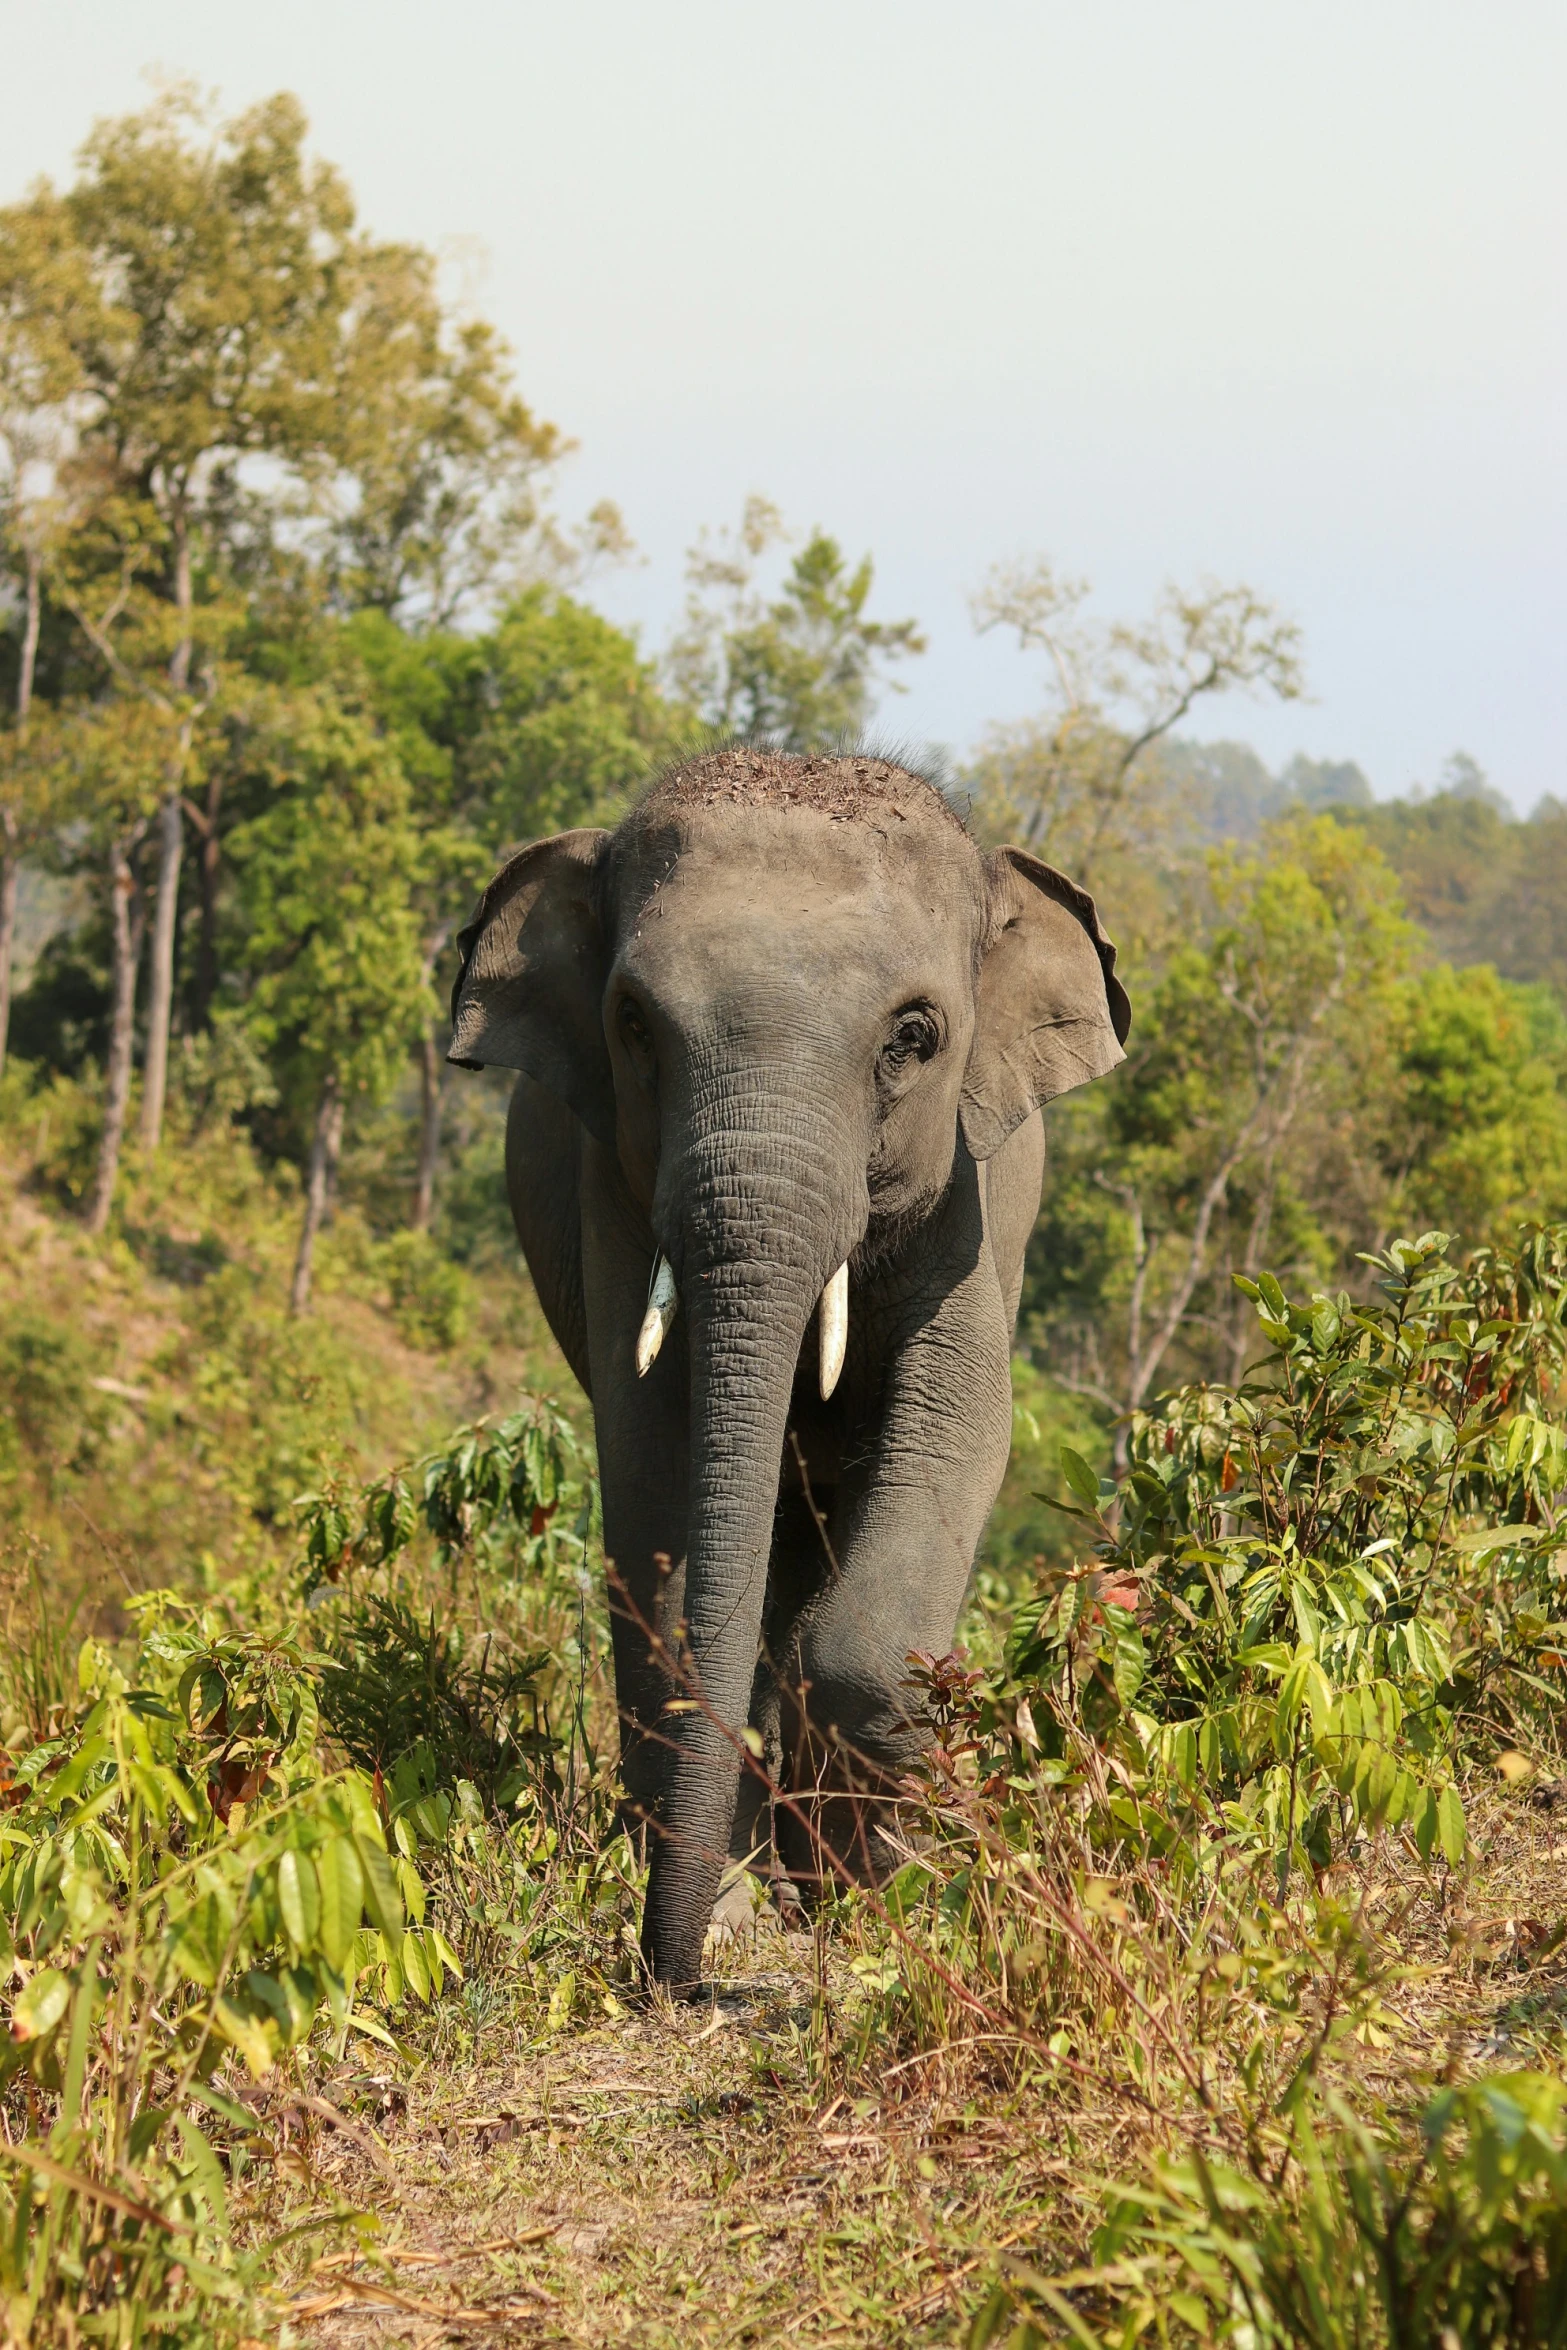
[636,1253,679,1376]
[818,1261,849,1400]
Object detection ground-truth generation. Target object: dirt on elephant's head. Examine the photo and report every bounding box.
[636,747,966,835]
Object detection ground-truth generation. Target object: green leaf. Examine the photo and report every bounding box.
[1437,1785,1466,1868]
[1059,1447,1100,1510]
[175,2113,234,2228]
[401,1930,431,2004]
[12,1969,70,2045]
[213,1995,275,2079]
[316,1837,365,1971]
[277,1848,320,1954]
[353,1831,403,1950]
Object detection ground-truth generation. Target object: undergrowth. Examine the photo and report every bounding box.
[0,1207,1563,2343]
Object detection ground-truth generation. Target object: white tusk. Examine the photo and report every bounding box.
[636,1253,679,1376]
[818,1261,849,1400]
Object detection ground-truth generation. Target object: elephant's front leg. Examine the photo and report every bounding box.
[777,1152,1016,1890]
[577,1138,692,1835]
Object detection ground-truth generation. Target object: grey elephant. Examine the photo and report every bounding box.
[448,748,1129,1992]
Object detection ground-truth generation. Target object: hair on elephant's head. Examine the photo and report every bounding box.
[448,749,1129,1988]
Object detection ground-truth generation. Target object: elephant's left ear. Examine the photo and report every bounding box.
[960,847,1131,1160]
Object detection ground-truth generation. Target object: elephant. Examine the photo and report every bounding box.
[447,748,1129,1993]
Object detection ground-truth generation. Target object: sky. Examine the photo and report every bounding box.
[5,1,1564,808]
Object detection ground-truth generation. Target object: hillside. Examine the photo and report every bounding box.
[0,1062,578,1609]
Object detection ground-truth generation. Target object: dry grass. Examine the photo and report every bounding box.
[215,1776,1567,2350]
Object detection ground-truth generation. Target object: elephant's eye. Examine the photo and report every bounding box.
[618,998,653,1055]
[880,1004,941,1080]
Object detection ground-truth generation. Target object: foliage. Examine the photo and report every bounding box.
[0,1311,109,1490]
[1072,2072,1567,2348]
[453,585,681,842]
[668,494,924,748]
[1007,1227,1567,1896]
[298,1395,592,1592]
[1025,815,1415,1458]
[0,1595,429,2343]
[315,235,572,628]
[1390,964,1567,1241]
[375,1227,474,1351]
[1023,817,1567,1449]
[0,1357,625,2342]
[224,685,429,1120]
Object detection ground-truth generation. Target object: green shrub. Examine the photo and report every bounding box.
[980,2072,1567,2347]
[376,1227,474,1351]
[0,1313,109,1489]
[0,1597,440,2344]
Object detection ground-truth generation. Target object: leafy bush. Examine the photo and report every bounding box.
[980,2073,1567,2346]
[0,1598,435,2344]
[1003,1226,1567,1892]
[820,1226,1567,2341]
[322,1593,557,1802]
[376,1227,474,1351]
[298,1396,592,1589]
[0,1381,608,2343]
[0,1312,108,1489]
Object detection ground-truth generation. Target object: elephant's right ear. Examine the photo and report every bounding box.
[447,828,615,1145]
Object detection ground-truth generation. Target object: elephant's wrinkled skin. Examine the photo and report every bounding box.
[448,750,1129,1991]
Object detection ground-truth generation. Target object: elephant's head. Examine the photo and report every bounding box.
[448,750,1128,1989]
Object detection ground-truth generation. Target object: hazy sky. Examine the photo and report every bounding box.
[6,2,1564,806]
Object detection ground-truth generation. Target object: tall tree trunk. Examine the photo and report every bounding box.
[139,782,184,1148]
[141,517,193,1152]
[409,922,452,1230]
[87,831,146,1235]
[0,547,42,1080]
[191,766,224,1030]
[411,1022,443,1230]
[291,1072,343,1315]
[0,813,18,1086]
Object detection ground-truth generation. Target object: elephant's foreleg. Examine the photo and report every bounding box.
[778,1155,1016,1889]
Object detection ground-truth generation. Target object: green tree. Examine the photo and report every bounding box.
[0,87,359,1154]
[225,689,428,1309]
[1025,816,1412,1466]
[310,237,600,627]
[0,205,91,1075]
[669,495,924,748]
[345,588,677,1226]
[1386,963,1567,1241]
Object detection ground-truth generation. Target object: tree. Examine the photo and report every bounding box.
[347,588,677,1227]
[0,204,91,1075]
[668,496,924,748]
[965,560,1304,888]
[0,441,55,1077]
[1024,816,1412,1467]
[0,88,363,1152]
[315,238,611,629]
[1384,965,1567,1243]
[224,689,428,1309]
[23,483,179,1229]
[49,694,177,1232]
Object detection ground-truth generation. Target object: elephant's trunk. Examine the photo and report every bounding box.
[640,1064,862,1992]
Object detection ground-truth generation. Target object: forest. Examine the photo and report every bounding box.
[2,90,1566,2347]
